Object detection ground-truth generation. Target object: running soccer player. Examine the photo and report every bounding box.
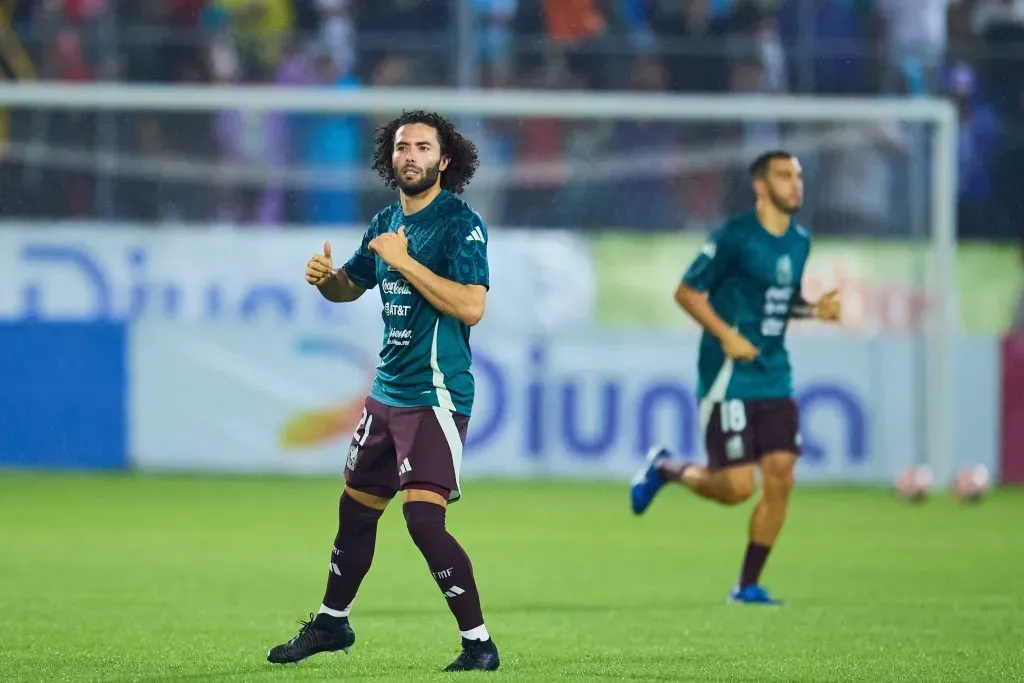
[629,150,841,605]
[267,111,499,672]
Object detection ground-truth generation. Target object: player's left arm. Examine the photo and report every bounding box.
[789,264,841,322]
[369,220,488,326]
[785,238,841,323]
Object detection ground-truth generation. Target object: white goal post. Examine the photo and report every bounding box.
[0,83,958,485]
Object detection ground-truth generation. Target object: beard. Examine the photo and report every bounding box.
[767,187,801,215]
[395,161,441,196]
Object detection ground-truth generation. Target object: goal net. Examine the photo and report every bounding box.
[0,83,957,485]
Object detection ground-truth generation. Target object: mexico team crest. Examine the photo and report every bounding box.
[726,435,744,460]
[776,255,793,286]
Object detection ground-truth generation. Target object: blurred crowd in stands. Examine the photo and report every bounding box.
[0,0,1021,239]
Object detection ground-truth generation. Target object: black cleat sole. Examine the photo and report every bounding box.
[442,660,500,672]
[442,640,500,672]
[266,645,351,665]
[266,614,356,665]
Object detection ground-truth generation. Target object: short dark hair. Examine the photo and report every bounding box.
[749,150,794,178]
[371,110,480,194]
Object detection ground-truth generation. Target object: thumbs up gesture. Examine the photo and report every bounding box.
[305,241,335,286]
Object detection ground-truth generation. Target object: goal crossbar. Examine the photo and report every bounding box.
[0,83,955,123]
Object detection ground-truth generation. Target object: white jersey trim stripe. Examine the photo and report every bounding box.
[699,350,735,435]
[432,406,463,501]
[430,319,456,412]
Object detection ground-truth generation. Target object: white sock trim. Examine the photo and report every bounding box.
[460,624,489,641]
[319,602,351,618]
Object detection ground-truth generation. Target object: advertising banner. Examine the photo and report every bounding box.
[0,323,128,469]
[593,233,1021,335]
[0,224,596,332]
[129,324,999,485]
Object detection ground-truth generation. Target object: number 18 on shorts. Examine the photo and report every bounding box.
[703,397,801,470]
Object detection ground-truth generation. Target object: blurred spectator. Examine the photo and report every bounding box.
[213,59,288,225]
[732,55,781,156]
[747,3,788,94]
[504,65,570,228]
[972,0,1024,123]
[291,0,319,31]
[603,54,679,230]
[356,0,453,85]
[647,0,731,93]
[461,57,516,223]
[947,61,1000,239]
[120,2,175,83]
[0,0,1020,240]
[717,55,780,215]
[875,0,957,88]
[214,0,293,72]
[167,0,208,26]
[475,0,517,84]
[300,47,359,225]
[539,0,612,89]
[614,0,655,53]
[972,0,1024,33]
[314,0,353,77]
[777,0,871,94]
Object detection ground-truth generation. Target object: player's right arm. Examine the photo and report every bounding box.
[306,219,382,303]
[305,240,366,302]
[306,231,380,305]
[675,229,759,362]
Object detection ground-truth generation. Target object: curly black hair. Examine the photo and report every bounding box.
[371,110,480,195]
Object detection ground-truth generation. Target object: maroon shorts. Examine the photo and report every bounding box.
[344,397,470,503]
[703,397,801,470]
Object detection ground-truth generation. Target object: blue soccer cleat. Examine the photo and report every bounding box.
[728,584,785,605]
[630,446,671,515]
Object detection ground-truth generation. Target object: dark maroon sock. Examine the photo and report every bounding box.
[656,459,691,481]
[403,502,486,632]
[321,492,384,613]
[739,542,771,589]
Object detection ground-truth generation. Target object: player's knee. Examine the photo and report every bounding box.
[344,486,391,511]
[762,471,795,502]
[403,500,447,548]
[761,454,797,497]
[725,480,755,505]
[340,490,387,529]
[768,471,796,498]
[717,474,755,505]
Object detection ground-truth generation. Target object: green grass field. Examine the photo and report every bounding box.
[1,474,1022,682]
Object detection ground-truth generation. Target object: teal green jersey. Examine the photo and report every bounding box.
[341,190,490,416]
[681,210,811,402]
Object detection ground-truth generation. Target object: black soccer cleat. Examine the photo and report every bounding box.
[443,637,500,672]
[267,612,355,664]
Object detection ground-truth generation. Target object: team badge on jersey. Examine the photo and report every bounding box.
[726,435,745,461]
[775,255,793,286]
